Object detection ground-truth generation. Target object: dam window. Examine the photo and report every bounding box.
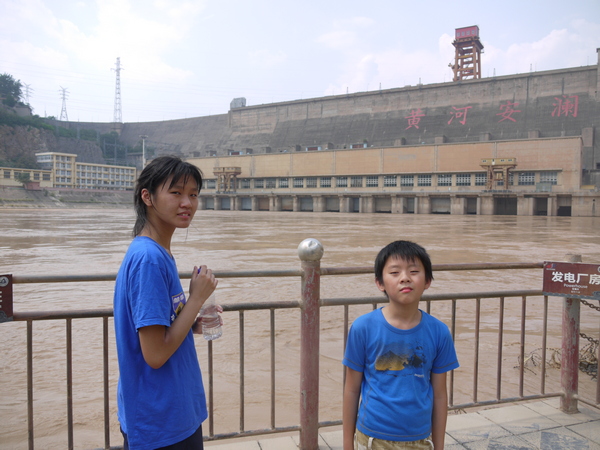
[366,176,379,187]
[336,177,348,188]
[457,173,472,186]
[351,176,363,188]
[306,177,317,188]
[278,178,289,188]
[400,175,414,187]
[320,177,331,188]
[418,175,432,187]
[475,173,487,186]
[384,175,397,187]
[437,174,452,186]
[518,172,535,186]
[294,177,304,188]
[539,171,557,185]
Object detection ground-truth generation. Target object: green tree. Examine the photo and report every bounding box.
[0,73,23,107]
[14,171,31,186]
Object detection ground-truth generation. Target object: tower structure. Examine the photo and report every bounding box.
[213,166,242,193]
[450,25,484,81]
[480,158,517,190]
[59,86,69,121]
[24,84,33,105]
[112,57,123,123]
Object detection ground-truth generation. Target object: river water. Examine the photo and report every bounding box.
[1,209,599,449]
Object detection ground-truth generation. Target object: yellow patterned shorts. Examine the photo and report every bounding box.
[355,429,434,450]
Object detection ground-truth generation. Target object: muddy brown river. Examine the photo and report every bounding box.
[1,209,599,449]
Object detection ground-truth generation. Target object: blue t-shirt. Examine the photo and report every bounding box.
[343,308,459,441]
[114,237,207,450]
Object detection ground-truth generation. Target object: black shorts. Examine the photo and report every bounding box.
[122,424,204,450]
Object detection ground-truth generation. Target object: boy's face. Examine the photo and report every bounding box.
[375,256,431,307]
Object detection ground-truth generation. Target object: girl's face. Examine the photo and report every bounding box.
[143,175,199,232]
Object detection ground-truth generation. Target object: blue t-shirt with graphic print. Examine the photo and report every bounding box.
[343,308,459,441]
[114,236,207,450]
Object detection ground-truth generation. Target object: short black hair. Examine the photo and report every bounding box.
[374,240,433,284]
[132,156,203,236]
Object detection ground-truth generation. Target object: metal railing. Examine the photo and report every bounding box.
[2,239,599,450]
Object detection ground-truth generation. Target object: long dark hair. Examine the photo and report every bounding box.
[132,156,203,237]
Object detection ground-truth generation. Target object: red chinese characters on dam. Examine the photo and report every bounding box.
[402,95,579,130]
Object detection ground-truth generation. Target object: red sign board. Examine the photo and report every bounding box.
[542,262,600,300]
[0,274,13,322]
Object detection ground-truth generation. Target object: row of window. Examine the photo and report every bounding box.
[3,170,52,181]
[77,172,135,180]
[206,172,558,189]
[78,179,133,187]
[78,165,133,174]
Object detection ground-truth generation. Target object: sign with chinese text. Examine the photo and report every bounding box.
[543,262,600,300]
[0,274,13,322]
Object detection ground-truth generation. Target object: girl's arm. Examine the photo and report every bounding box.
[139,265,217,369]
[431,371,448,450]
[343,367,363,450]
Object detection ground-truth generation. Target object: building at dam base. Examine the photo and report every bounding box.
[190,136,598,217]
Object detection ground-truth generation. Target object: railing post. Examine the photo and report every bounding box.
[298,238,323,450]
[561,253,581,413]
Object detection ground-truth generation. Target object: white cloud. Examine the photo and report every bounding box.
[484,19,600,76]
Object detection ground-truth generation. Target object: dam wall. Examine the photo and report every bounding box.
[54,52,600,187]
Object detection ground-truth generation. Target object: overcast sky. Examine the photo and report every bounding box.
[2,0,599,123]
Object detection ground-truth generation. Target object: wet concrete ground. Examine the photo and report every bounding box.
[205,398,600,449]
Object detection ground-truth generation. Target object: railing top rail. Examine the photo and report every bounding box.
[10,262,544,284]
[322,289,544,306]
[11,290,545,322]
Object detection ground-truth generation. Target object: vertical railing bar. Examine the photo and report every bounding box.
[239,310,245,433]
[561,253,582,413]
[426,299,431,315]
[66,318,73,450]
[473,298,480,403]
[208,339,214,437]
[298,240,322,450]
[519,296,526,398]
[497,297,505,400]
[597,324,600,406]
[540,295,548,395]
[270,309,276,430]
[27,319,34,450]
[103,317,110,450]
[449,299,456,406]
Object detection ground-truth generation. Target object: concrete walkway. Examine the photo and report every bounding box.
[204,399,600,449]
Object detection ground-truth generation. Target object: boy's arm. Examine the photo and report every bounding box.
[343,367,363,450]
[431,371,448,450]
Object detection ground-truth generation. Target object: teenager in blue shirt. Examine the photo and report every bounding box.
[114,156,218,450]
[343,241,459,450]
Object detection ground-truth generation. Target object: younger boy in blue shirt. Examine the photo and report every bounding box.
[343,240,459,449]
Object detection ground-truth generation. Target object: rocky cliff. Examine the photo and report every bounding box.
[0,124,106,167]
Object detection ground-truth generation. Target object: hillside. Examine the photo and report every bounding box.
[0,123,106,168]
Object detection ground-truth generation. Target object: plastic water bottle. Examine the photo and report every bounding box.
[199,293,222,340]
